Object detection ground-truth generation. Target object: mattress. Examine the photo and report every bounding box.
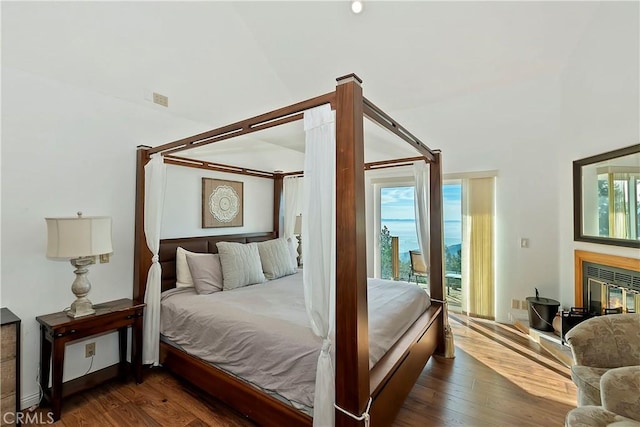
[160,271,430,409]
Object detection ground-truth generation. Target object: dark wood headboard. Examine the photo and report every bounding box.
[158,231,276,292]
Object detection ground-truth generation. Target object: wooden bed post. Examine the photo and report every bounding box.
[428,151,444,302]
[429,151,446,352]
[273,172,283,237]
[335,74,369,427]
[133,146,152,304]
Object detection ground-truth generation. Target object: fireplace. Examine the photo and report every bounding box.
[584,262,640,314]
[560,251,640,343]
[575,251,640,314]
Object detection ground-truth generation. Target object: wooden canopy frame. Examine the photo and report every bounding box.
[133,74,446,427]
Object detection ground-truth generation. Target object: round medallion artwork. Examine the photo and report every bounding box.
[209,185,240,223]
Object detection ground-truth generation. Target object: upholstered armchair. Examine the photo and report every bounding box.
[565,313,640,406]
[565,366,640,427]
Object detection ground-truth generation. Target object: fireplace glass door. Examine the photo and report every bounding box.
[627,292,637,313]
[587,278,639,314]
[588,278,604,314]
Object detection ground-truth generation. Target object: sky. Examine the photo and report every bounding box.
[380,184,462,221]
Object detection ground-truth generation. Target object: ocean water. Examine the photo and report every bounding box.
[382,219,461,260]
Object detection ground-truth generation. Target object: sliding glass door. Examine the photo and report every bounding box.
[380,186,418,281]
[376,176,497,319]
[378,182,463,309]
[443,182,462,309]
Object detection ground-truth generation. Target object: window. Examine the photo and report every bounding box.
[597,173,640,239]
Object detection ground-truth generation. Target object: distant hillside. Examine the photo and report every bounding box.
[447,243,461,254]
[399,243,461,263]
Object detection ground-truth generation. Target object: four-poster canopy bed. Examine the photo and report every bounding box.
[133,74,446,427]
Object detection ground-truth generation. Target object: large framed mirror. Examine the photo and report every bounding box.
[573,144,640,248]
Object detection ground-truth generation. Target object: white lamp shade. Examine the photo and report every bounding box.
[46,216,113,258]
[294,215,302,235]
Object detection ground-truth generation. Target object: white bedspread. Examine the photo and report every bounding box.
[160,271,430,408]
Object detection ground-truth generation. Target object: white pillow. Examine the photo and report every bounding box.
[176,247,210,288]
[257,238,297,280]
[216,242,265,290]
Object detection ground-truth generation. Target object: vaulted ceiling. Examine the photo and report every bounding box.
[3,1,633,170]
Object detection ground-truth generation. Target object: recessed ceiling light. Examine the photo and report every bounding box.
[351,0,363,14]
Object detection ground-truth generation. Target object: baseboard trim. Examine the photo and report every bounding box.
[20,392,42,412]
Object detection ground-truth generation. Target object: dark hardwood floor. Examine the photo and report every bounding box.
[395,315,576,426]
[25,316,576,426]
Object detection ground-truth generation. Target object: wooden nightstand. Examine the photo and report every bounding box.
[36,299,144,421]
[1,308,21,427]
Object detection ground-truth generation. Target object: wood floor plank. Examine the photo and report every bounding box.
[186,419,213,427]
[59,408,117,427]
[135,381,197,427]
[145,372,251,427]
[103,401,162,427]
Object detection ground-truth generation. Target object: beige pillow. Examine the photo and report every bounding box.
[216,242,265,290]
[176,247,210,288]
[186,253,224,294]
[258,238,297,280]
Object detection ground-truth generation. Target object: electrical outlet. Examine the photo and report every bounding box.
[85,342,96,358]
[521,300,528,310]
[511,299,519,309]
[153,92,168,107]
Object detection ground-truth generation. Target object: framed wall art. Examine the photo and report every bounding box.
[202,178,243,228]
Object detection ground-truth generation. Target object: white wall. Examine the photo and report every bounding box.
[162,164,273,239]
[376,4,639,323]
[557,3,640,307]
[0,68,212,409]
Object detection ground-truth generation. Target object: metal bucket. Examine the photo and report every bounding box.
[527,296,560,332]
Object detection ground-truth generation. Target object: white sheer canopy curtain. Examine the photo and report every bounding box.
[414,160,455,358]
[303,104,336,427]
[413,161,430,271]
[142,154,167,365]
[283,176,303,237]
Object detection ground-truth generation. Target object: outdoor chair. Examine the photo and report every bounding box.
[409,250,428,286]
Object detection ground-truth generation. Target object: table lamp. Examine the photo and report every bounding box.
[294,214,302,266]
[46,212,113,318]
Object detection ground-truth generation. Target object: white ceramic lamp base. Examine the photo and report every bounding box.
[67,257,96,318]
